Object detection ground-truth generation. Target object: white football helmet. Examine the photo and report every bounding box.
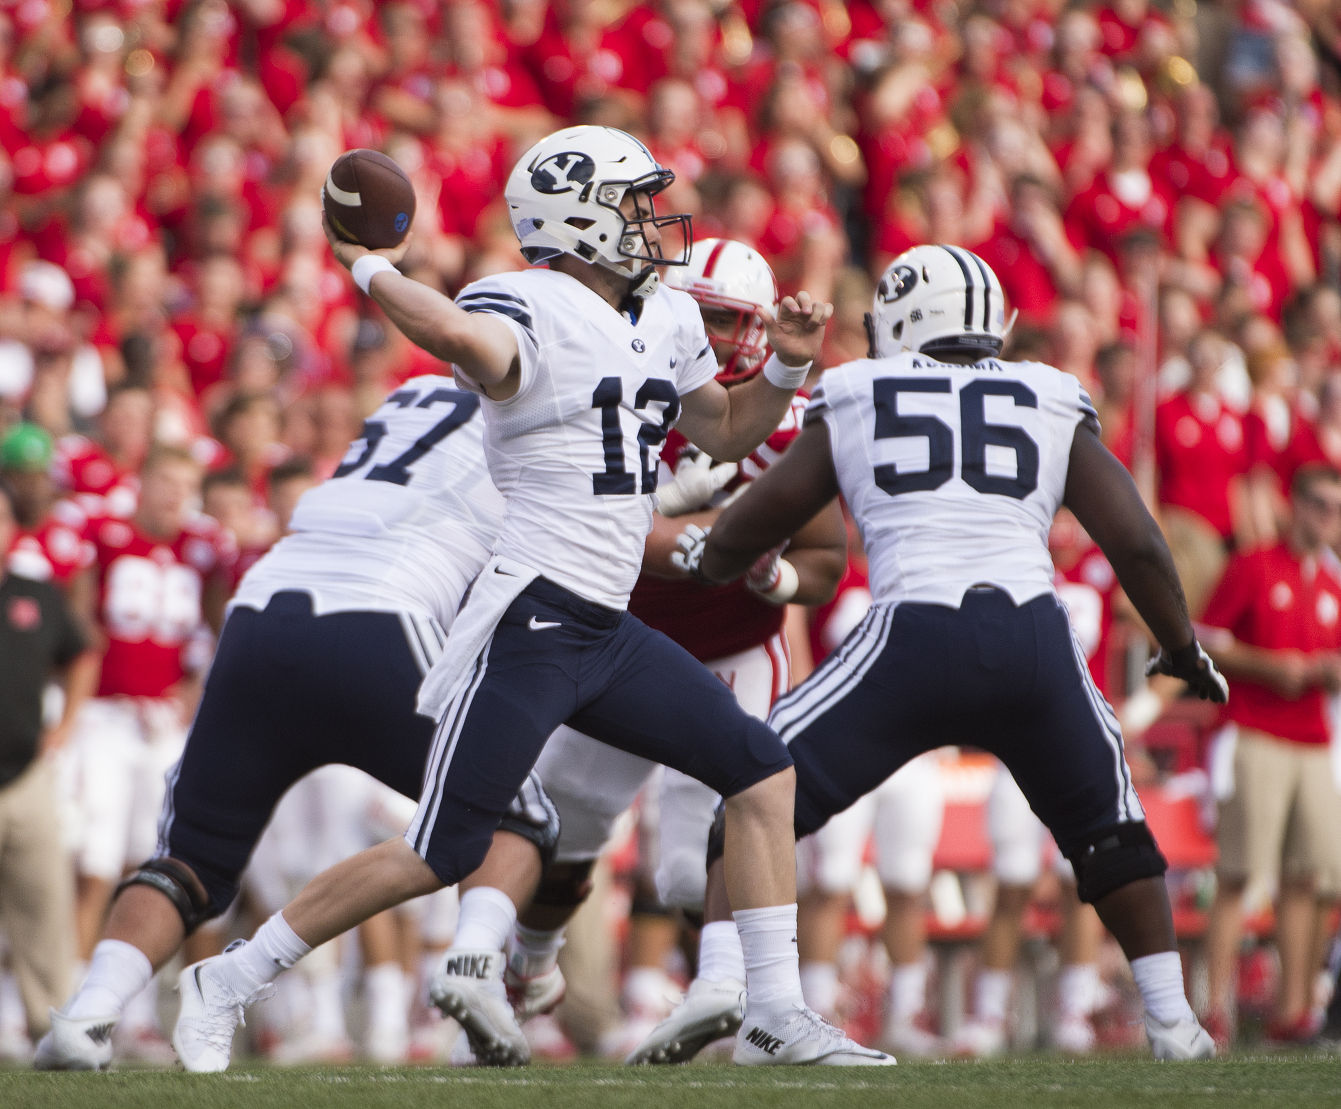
[504,125,692,298]
[664,238,779,383]
[865,244,1009,361]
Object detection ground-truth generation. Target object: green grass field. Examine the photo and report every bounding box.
[3,1056,1338,1109]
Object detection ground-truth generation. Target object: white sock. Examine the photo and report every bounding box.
[697,921,746,984]
[887,960,929,1023]
[1056,963,1101,1020]
[306,959,350,1041]
[973,968,1013,1024]
[0,972,24,1035]
[226,911,312,994]
[799,961,839,1017]
[1130,951,1196,1025]
[364,962,410,1028]
[508,922,565,979]
[451,887,517,954]
[66,940,153,1020]
[735,904,804,1011]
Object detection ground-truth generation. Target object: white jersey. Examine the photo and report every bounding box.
[233,375,503,620]
[811,351,1097,607]
[454,268,718,609]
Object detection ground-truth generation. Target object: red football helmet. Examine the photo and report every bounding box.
[664,238,779,383]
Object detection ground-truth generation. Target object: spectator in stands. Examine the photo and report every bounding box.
[0,423,91,590]
[1065,109,1174,266]
[1199,464,1341,1048]
[1153,328,1248,617]
[0,478,96,1060]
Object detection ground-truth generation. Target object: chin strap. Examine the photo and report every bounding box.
[629,265,660,300]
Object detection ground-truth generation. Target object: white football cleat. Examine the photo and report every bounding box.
[172,952,275,1073]
[33,1009,117,1071]
[504,962,566,1022]
[950,1016,1008,1058]
[1051,1014,1097,1055]
[428,949,529,1066]
[880,1013,945,1059]
[733,1004,895,1066]
[626,977,745,1065]
[1145,1013,1216,1060]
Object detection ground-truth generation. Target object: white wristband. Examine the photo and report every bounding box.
[352,254,397,295]
[762,353,811,392]
[754,558,799,605]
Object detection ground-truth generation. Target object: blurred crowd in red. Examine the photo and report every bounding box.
[4,0,1341,1063]
[2,1,1341,531]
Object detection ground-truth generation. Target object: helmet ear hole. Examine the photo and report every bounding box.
[892,320,904,340]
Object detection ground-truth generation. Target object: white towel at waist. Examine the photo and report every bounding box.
[416,554,539,719]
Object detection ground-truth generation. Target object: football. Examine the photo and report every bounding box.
[322,149,416,250]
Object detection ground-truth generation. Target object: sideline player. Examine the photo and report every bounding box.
[34,377,555,1069]
[503,238,847,1057]
[170,126,890,1071]
[670,244,1226,1061]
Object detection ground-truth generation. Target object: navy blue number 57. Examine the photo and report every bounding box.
[333,387,480,486]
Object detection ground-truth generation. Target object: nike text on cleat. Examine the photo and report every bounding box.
[33,1009,117,1071]
[732,1004,895,1066]
[527,617,561,631]
[172,953,275,1073]
[1144,1013,1216,1060]
[428,949,530,1066]
[626,977,745,1064]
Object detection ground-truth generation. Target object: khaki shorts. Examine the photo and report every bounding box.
[1215,728,1341,894]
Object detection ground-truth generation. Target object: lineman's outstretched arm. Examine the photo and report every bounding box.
[696,420,842,584]
[1063,421,1226,702]
[324,219,519,393]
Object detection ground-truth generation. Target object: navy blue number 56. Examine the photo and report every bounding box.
[873,377,1039,499]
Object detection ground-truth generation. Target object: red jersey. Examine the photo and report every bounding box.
[808,556,871,665]
[1200,542,1341,745]
[970,220,1061,326]
[1064,170,1174,262]
[84,513,236,698]
[1154,392,1246,538]
[54,435,140,518]
[630,395,806,663]
[1243,401,1327,493]
[5,499,94,587]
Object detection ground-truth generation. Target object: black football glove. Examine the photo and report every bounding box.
[1145,640,1229,704]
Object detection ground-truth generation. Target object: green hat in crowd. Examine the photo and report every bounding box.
[0,423,54,472]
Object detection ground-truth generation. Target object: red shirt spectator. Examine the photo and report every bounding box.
[1201,539,1341,746]
[1155,389,1246,541]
